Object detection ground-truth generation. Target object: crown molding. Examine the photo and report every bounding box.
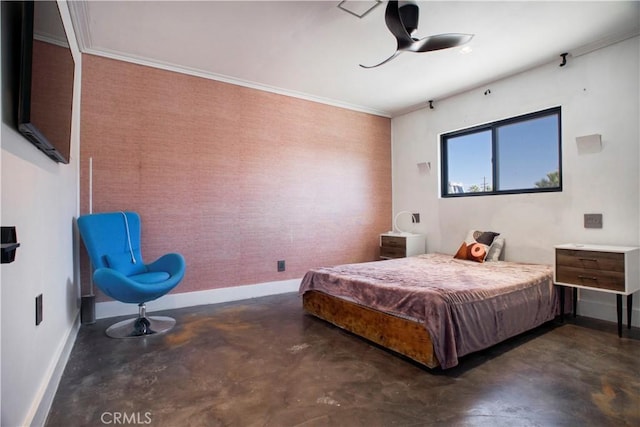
[570,27,640,58]
[66,0,92,52]
[79,46,391,118]
[64,1,390,117]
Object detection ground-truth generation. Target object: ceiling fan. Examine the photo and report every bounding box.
[360,0,474,68]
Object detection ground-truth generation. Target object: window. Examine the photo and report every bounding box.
[441,107,561,197]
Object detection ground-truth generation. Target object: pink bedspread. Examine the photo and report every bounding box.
[299,253,558,369]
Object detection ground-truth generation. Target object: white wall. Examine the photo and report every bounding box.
[392,37,640,325]
[1,2,82,426]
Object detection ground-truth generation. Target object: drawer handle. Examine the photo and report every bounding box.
[578,258,599,262]
[578,275,598,281]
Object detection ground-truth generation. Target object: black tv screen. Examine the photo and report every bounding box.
[17,1,74,164]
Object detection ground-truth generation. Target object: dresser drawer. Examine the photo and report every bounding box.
[556,249,624,272]
[381,236,405,249]
[380,245,406,258]
[555,265,625,291]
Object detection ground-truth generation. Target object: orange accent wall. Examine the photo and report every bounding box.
[80,54,391,300]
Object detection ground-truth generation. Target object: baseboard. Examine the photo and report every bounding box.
[27,311,81,427]
[95,278,302,319]
[578,295,640,328]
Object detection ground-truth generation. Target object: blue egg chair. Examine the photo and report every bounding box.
[77,211,186,338]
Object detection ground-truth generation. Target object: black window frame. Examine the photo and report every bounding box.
[441,106,562,198]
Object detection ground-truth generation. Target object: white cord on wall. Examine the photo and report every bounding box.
[121,211,137,264]
[88,157,94,296]
[89,157,93,215]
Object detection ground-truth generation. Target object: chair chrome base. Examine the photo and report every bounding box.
[104,303,175,338]
[105,316,176,338]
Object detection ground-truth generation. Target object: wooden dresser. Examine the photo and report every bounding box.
[380,233,426,260]
[554,243,640,336]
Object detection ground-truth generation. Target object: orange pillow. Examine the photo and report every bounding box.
[454,230,500,263]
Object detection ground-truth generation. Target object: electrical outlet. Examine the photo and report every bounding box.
[277,260,285,272]
[35,294,43,325]
[584,213,603,229]
[412,213,420,223]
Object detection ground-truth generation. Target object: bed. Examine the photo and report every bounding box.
[299,253,559,369]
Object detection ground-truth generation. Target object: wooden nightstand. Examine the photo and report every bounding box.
[380,233,426,260]
[554,243,640,336]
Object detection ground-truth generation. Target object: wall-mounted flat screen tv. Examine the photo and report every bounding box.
[17,0,74,164]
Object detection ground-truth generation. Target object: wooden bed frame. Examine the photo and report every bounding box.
[302,290,439,368]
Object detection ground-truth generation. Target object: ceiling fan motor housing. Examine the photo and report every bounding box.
[399,3,419,35]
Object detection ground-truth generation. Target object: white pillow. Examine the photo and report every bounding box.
[485,236,505,262]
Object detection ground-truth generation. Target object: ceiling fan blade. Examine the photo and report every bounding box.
[384,0,414,49]
[359,50,403,69]
[410,33,474,53]
[361,2,474,68]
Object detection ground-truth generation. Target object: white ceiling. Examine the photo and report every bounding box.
[68,1,640,117]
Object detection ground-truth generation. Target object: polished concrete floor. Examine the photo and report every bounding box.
[46,293,640,427]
